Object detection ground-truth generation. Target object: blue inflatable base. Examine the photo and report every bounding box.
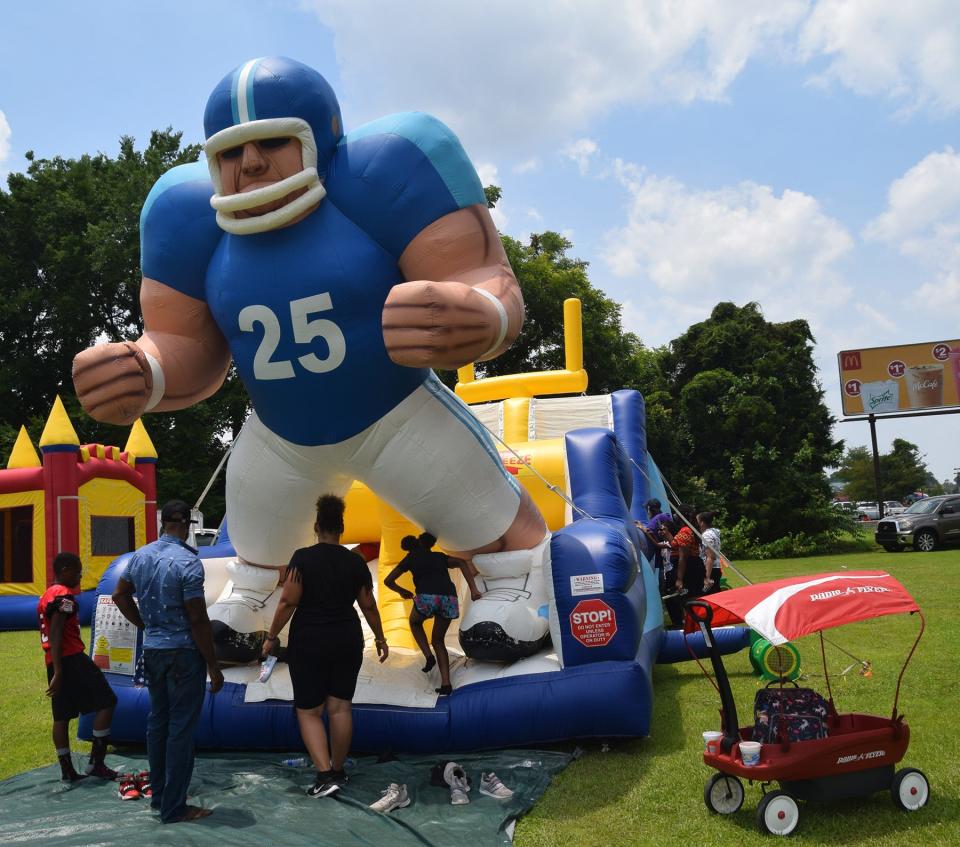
[81,648,657,752]
[0,590,96,631]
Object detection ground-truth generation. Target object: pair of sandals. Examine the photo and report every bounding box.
[117,771,151,800]
[421,656,453,696]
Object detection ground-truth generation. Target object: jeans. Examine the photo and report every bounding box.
[143,648,207,822]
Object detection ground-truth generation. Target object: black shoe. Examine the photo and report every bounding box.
[306,771,341,798]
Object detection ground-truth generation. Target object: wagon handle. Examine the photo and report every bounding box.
[892,611,925,721]
[684,600,741,751]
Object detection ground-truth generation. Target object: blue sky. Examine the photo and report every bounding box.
[1,0,958,487]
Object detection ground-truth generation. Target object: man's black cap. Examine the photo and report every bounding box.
[160,499,197,525]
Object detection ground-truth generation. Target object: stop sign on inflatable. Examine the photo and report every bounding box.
[569,598,617,648]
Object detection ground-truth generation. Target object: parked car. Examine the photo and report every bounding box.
[875,494,960,552]
[856,501,880,521]
[883,500,907,516]
[192,528,219,547]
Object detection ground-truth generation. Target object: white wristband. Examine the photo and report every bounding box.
[142,351,166,411]
[474,287,509,359]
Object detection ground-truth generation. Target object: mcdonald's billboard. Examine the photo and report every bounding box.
[838,340,960,416]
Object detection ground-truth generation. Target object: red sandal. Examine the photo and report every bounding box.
[117,774,141,800]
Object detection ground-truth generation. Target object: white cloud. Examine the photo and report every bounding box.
[562,138,599,175]
[525,208,543,223]
[0,109,11,168]
[513,158,541,175]
[304,0,809,154]
[799,0,960,114]
[864,148,960,308]
[601,166,854,343]
[475,162,499,187]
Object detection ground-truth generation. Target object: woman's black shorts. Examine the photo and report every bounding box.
[288,627,364,709]
[46,653,118,721]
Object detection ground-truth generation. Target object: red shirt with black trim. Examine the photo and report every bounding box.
[38,584,85,666]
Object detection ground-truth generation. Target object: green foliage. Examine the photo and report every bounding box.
[484,230,652,395]
[0,132,247,523]
[641,302,843,544]
[836,438,935,503]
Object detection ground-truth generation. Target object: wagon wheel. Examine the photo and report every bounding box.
[891,768,930,811]
[704,773,744,815]
[756,790,799,836]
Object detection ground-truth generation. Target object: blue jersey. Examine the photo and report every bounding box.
[140,112,486,446]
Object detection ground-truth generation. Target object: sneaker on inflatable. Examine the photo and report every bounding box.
[306,771,341,798]
[369,783,410,813]
[479,772,514,800]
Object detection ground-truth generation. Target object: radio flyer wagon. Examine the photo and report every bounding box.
[685,570,928,836]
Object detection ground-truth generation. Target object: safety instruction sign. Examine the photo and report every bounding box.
[92,595,138,675]
[569,598,617,648]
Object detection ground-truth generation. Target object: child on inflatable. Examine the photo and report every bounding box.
[384,533,482,695]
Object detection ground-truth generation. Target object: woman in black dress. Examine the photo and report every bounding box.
[262,495,388,798]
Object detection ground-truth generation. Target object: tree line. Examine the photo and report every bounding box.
[0,132,871,554]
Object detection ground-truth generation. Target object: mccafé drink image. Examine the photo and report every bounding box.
[905,364,943,409]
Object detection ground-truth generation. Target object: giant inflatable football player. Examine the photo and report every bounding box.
[73,57,551,664]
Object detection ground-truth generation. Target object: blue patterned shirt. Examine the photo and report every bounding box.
[125,535,205,650]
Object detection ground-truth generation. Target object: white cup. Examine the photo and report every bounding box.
[703,730,723,754]
[739,740,761,767]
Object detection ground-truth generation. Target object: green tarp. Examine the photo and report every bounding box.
[0,750,573,846]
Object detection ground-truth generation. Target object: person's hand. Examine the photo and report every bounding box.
[704,578,714,592]
[46,673,61,698]
[375,639,389,663]
[675,579,684,592]
[470,589,483,601]
[208,665,224,694]
[261,635,278,659]
[399,589,415,601]
[72,341,152,425]
[382,281,502,369]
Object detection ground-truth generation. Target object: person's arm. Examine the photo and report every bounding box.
[382,207,524,370]
[45,612,65,697]
[184,598,224,693]
[703,547,717,588]
[448,556,483,601]
[72,279,231,425]
[112,576,145,630]
[675,545,687,592]
[261,570,303,658]
[383,561,414,600]
[357,584,389,663]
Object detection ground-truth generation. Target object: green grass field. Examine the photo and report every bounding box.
[2,548,957,844]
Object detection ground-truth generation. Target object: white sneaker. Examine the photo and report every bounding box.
[479,772,514,800]
[444,762,470,805]
[369,783,410,813]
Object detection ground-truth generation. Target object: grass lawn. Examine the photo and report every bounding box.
[2,548,958,845]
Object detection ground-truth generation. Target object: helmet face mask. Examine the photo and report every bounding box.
[203,58,343,235]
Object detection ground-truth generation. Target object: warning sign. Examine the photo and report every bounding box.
[569,598,617,648]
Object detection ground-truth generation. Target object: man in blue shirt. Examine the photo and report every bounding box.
[113,500,224,823]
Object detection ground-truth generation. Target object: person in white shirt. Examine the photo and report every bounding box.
[697,511,722,593]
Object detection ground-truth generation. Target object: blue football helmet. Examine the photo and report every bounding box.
[203,56,343,234]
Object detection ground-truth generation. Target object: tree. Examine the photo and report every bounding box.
[650,302,843,544]
[835,438,934,503]
[0,132,248,522]
[475,229,652,394]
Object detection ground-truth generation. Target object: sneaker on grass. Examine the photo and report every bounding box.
[479,772,514,800]
[306,771,341,798]
[369,783,411,813]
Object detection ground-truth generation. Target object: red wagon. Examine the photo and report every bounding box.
[685,570,929,836]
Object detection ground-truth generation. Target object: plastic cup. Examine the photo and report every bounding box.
[703,730,723,754]
[739,740,762,767]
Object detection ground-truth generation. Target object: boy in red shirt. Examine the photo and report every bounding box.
[38,552,118,782]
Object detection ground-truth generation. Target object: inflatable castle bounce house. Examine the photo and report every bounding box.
[0,398,158,631]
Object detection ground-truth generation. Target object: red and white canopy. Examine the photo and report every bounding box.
[689,571,919,645]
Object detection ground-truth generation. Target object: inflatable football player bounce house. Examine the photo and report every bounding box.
[64,56,748,752]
